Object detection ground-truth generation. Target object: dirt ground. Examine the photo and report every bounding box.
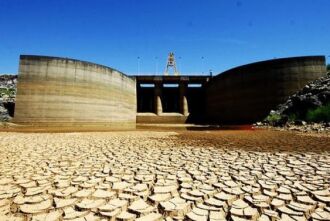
[0,129,329,220]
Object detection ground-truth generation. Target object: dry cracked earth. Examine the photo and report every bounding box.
[0,130,329,221]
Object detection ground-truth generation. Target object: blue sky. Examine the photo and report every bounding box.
[0,0,329,75]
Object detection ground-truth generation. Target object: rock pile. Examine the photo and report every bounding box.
[0,75,17,122]
[276,73,329,118]
[257,122,330,133]
[0,75,17,90]
[258,72,330,132]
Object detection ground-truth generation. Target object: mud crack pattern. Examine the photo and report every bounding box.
[0,131,329,221]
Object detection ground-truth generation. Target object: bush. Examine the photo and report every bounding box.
[0,88,15,97]
[306,103,330,122]
[265,113,281,123]
[288,113,297,122]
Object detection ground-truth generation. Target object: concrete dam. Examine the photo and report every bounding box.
[13,55,327,129]
[14,55,136,129]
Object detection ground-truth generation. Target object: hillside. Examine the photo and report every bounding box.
[0,75,17,121]
[261,72,330,131]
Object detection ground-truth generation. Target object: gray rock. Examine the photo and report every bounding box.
[261,73,330,127]
[0,103,11,122]
[0,75,17,122]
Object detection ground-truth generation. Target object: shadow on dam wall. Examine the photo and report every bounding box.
[205,56,327,124]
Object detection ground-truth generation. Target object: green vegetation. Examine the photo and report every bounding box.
[306,103,330,122]
[265,104,330,124]
[327,64,330,71]
[288,113,297,122]
[265,113,281,123]
[0,88,16,97]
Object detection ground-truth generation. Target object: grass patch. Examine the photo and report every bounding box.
[306,103,330,122]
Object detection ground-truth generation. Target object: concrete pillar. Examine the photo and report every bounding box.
[179,82,189,116]
[154,82,162,115]
[136,83,141,112]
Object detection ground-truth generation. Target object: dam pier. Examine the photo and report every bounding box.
[136,75,210,124]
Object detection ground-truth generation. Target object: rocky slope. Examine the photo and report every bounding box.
[276,73,329,119]
[258,72,330,132]
[0,75,17,121]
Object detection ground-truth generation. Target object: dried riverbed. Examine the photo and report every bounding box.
[0,130,329,221]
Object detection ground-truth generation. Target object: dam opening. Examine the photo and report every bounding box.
[136,75,210,124]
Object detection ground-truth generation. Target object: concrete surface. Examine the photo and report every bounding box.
[10,55,329,127]
[136,76,208,124]
[13,55,136,129]
[205,56,327,124]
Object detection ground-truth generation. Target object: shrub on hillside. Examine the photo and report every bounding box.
[306,103,330,123]
[0,88,16,97]
[264,112,289,126]
[265,113,281,123]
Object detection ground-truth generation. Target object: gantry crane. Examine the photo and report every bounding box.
[164,52,179,76]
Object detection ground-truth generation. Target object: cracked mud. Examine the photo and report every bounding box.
[0,130,329,221]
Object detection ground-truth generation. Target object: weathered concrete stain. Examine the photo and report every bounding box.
[14,55,136,129]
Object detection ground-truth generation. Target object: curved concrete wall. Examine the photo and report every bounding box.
[205,56,327,124]
[14,55,136,129]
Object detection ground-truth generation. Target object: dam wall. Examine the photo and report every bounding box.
[205,56,327,124]
[13,55,136,129]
